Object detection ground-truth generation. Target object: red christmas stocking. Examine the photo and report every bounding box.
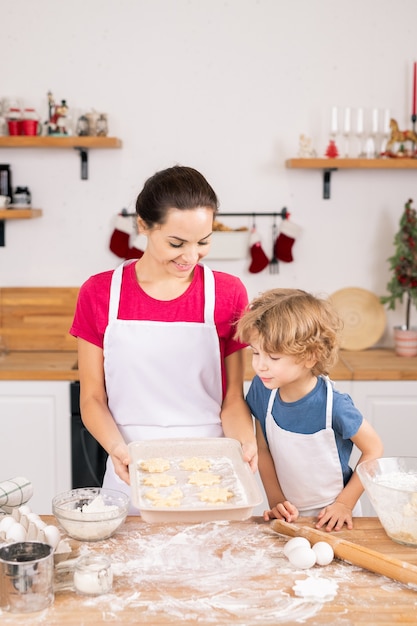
[249,228,269,273]
[126,234,147,259]
[109,215,135,258]
[274,220,301,263]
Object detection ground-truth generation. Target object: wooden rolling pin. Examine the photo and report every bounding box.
[271,519,417,588]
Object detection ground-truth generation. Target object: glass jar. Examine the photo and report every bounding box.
[73,555,113,595]
[13,186,31,207]
[6,108,22,136]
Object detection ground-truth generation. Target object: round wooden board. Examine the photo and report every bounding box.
[329,287,386,350]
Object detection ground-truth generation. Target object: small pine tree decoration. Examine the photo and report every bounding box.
[380,199,417,329]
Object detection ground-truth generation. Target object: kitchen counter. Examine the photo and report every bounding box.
[0,348,416,381]
[245,347,417,381]
[1,516,417,625]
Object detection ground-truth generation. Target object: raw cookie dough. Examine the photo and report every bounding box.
[142,474,177,487]
[188,472,221,486]
[144,488,184,507]
[140,458,171,473]
[180,457,211,472]
[198,487,233,503]
[293,577,338,601]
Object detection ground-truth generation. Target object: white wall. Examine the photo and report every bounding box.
[1,0,416,344]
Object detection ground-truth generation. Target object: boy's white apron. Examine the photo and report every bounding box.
[265,377,361,516]
[101,261,223,506]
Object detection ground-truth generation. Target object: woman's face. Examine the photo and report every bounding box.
[139,207,214,276]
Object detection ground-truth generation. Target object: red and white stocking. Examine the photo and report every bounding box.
[126,233,147,259]
[248,228,269,273]
[109,215,135,258]
[274,220,301,263]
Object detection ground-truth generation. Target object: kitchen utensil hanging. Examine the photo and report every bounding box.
[269,215,279,274]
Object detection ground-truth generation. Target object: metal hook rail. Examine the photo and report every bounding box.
[120,207,289,219]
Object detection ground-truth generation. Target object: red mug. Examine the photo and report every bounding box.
[7,120,23,136]
[22,119,39,136]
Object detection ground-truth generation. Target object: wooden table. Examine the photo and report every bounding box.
[2,516,417,625]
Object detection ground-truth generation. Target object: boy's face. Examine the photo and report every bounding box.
[249,336,314,390]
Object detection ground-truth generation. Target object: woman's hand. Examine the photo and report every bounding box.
[315,502,353,531]
[109,442,131,485]
[241,441,258,472]
[263,500,299,522]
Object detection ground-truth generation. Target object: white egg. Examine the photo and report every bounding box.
[288,546,317,569]
[6,522,26,543]
[26,513,46,530]
[43,525,61,549]
[0,516,17,533]
[283,536,311,557]
[312,541,334,566]
[18,504,31,517]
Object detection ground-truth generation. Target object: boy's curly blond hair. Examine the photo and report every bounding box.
[235,288,343,377]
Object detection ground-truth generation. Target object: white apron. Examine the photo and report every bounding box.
[265,377,361,516]
[102,261,223,509]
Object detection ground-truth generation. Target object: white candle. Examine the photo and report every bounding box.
[383,108,390,134]
[356,108,364,134]
[344,107,351,133]
[372,108,379,134]
[330,106,338,134]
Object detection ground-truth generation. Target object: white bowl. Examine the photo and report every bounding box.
[52,487,128,542]
[357,457,417,546]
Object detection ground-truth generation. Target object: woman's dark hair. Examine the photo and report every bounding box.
[135,165,219,227]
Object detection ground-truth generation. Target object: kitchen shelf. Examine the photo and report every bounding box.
[0,208,42,246]
[0,136,122,149]
[0,136,122,180]
[285,157,417,198]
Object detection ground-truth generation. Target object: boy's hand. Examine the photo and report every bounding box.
[263,500,299,522]
[315,502,353,531]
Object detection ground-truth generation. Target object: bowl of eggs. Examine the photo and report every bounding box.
[357,456,417,547]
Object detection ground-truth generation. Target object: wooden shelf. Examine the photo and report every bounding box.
[286,157,417,169]
[0,136,122,180]
[0,209,42,246]
[285,158,417,198]
[0,208,42,220]
[0,136,122,149]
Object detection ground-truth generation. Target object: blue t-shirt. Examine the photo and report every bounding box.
[246,375,363,485]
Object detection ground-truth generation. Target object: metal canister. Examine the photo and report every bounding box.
[0,542,54,613]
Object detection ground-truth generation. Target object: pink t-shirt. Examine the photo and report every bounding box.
[70,263,248,395]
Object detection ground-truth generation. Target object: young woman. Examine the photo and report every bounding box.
[236,288,383,532]
[70,166,257,511]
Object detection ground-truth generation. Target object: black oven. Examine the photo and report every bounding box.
[70,381,108,488]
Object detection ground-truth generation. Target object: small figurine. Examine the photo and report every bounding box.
[324,139,339,158]
[386,118,417,156]
[297,134,317,158]
[46,92,72,135]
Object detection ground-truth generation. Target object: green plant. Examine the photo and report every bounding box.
[380,199,417,329]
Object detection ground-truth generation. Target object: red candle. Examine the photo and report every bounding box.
[413,62,417,117]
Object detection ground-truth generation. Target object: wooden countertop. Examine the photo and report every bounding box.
[244,347,417,382]
[0,348,416,381]
[2,516,416,625]
[0,352,79,381]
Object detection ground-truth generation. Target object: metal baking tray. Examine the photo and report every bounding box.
[128,438,263,522]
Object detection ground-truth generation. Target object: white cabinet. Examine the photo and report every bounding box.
[0,381,71,514]
[349,381,417,515]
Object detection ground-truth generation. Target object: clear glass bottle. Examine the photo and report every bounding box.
[73,555,113,595]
